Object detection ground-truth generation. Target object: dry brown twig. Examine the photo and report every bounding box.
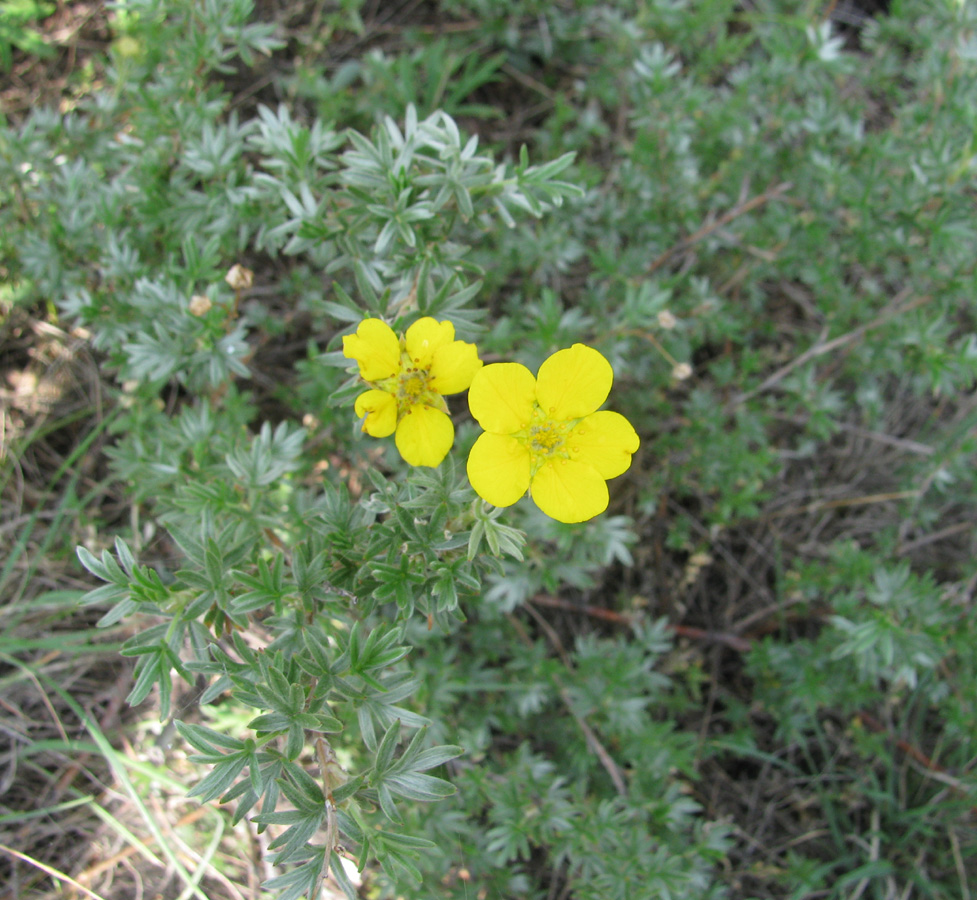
[509,605,628,797]
[647,181,794,275]
[733,287,932,406]
[524,595,965,794]
[530,593,751,653]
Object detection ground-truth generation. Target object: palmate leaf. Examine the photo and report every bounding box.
[374,719,401,775]
[372,829,438,886]
[177,721,248,754]
[126,649,173,717]
[76,539,159,625]
[119,619,194,719]
[176,723,259,804]
[257,760,334,864]
[369,723,462,822]
[394,722,463,774]
[76,542,128,585]
[385,770,456,803]
[260,846,357,900]
[187,751,252,804]
[266,812,324,864]
[219,756,285,825]
[410,744,465,772]
[260,847,329,900]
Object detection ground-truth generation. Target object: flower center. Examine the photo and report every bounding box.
[399,367,430,400]
[390,359,447,418]
[526,406,571,460]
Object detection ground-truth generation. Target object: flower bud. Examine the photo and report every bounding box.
[672,362,693,381]
[113,35,142,59]
[225,264,253,291]
[188,294,212,316]
[657,310,677,330]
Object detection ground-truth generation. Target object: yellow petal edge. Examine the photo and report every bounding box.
[535,344,613,420]
[568,410,639,479]
[430,340,482,394]
[405,317,455,370]
[468,363,536,434]
[395,405,455,467]
[354,389,397,437]
[467,432,532,507]
[343,319,401,381]
[531,458,609,523]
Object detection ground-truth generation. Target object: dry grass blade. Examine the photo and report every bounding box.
[0,306,261,899]
[0,842,109,900]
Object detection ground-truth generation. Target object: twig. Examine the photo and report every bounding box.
[513,605,628,797]
[530,593,751,652]
[771,413,935,456]
[621,327,683,370]
[898,521,973,555]
[856,710,949,774]
[527,597,964,791]
[856,710,976,800]
[672,623,752,654]
[530,593,633,625]
[370,19,483,34]
[647,181,793,274]
[766,489,920,520]
[841,424,935,457]
[950,827,972,900]
[666,498,773,605]
[733,288,931,406]
[847,807,880,900]
[731,595,812,635]
[820,0,840,24]
[502,62,557,101]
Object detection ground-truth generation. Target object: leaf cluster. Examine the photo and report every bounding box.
[5,0,977,898]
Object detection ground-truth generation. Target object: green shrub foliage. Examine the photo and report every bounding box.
[3,0,976,896]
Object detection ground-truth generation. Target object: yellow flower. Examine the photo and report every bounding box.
[343,317,482,467]
[466,344,639,523]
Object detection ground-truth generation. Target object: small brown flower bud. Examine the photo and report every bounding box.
[188,294,212,316]
[225,264,253,291]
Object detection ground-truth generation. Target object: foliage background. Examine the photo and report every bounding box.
[1,0,976,898]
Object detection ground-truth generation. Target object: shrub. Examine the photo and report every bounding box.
[2,0,975,897]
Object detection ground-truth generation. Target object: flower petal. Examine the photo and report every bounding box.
[534,344,613,420]
[531,459,609,523]
[354,389,398,437]
[395,405,454,467]
[343,319,401,381]
[467,432,531,507]
[405,317,455,369]
[567,411,639,479]
[429,340,482,394]
[468,363,536,434]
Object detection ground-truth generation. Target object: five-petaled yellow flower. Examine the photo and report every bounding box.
[466,344,639,523]
[343,317,482,468]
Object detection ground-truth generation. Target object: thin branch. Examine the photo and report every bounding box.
[765,489,921,520]
[647,181,793,274]
[898,521,973,555]
[531,593,751,652]
[526,598,966,792]
[733,288,931,406]
[513,605,629,797]
[855,710,973,795]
